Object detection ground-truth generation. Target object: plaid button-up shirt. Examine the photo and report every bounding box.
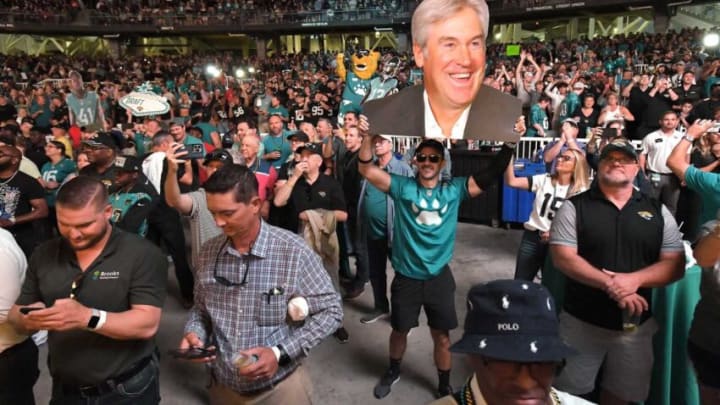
[184,220,342,393]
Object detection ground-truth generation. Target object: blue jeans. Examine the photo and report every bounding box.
[50,356,160,405]
[514,229,548,281]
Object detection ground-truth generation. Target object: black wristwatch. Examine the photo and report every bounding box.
[277,344,291,367]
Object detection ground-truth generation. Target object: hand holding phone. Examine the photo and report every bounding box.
[20,306,43,315]
[168,347,216,360]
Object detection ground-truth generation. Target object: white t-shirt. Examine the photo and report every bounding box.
[525,174,571,232]
[423,90,470,140]
[641,129,687,174]
[0,228,28,353]
[142,151,166,194]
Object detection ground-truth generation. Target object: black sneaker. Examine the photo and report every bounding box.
[436,384,453,398]
[373,368,400,399]
[333,327,349,343]
[360,310,390,324]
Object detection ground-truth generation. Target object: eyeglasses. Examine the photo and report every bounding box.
[556,155,575,162]
[213,239,251,287]
[601,157,637,165]
[416,154,442,163]
[69,272,86,299]
[482,358,565,378]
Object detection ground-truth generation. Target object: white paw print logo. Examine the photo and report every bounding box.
[411,197,448,226]
[530,341,538,353]
[501,295,510,310]
[479,339,487,349]
[521,284,529,290]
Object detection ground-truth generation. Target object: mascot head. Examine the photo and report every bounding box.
[351,49,380,80]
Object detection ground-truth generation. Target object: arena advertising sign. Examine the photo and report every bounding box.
[119,90,170,117]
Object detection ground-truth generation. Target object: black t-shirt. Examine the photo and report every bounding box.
[691,150,720,172]
[628,86,651,119]
[340,149,362,209]
[16,228,167,385]
[0,170,44,235]
[291,173,347,215]
[269,160,299,232]
[0,103,17,122]
[25,141,49,170]
[52,104,69,125]
[693,99,720,120]
[643,91,674,126]
[673,85,702,105]
[573,107,600,137]
[80,163,119,191]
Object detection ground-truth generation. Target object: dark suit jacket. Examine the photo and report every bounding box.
[362,84,521,142]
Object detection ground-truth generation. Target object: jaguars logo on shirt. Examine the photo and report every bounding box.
[411,197,449,226]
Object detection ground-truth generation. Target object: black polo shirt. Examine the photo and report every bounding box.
[291,173,346,215]
[80,163,118,191]
[550,185,683,330]
[16,227,167,386]
[673,84,702,105]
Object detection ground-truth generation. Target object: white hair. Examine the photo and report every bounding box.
[411,0,489,50]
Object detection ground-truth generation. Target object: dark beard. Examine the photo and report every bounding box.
[0,161,14,172]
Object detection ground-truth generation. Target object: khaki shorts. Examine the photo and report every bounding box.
[553,311,658,402]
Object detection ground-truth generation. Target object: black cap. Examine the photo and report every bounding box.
[203,149,233,165]
[20,117,34,126]
[113,155,141,172]
[415,138,445,155]
[287,131,310,143]
[599,138,638,161]
[296,142,322,156]
[450,280,576,362]
[83,132,118,150]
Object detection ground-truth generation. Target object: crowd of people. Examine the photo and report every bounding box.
[2,0,720,404]
[0,0,80,23]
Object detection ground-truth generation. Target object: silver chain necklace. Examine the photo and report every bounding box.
[0,170,18,185]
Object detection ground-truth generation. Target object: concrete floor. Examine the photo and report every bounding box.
[33,223,522,405]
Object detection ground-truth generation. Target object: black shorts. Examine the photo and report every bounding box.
[688,340,720,389]
[390,266,457,332]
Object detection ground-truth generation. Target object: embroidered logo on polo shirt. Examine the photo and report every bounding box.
[92,270,120,280]
[637,211,654,221]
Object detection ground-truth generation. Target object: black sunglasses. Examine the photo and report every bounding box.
[69,272,86,299]
[213,239,251,287]
[416,153,442,163]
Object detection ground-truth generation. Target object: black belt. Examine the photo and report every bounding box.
[59,355,153,397]
[648,170,673,176]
